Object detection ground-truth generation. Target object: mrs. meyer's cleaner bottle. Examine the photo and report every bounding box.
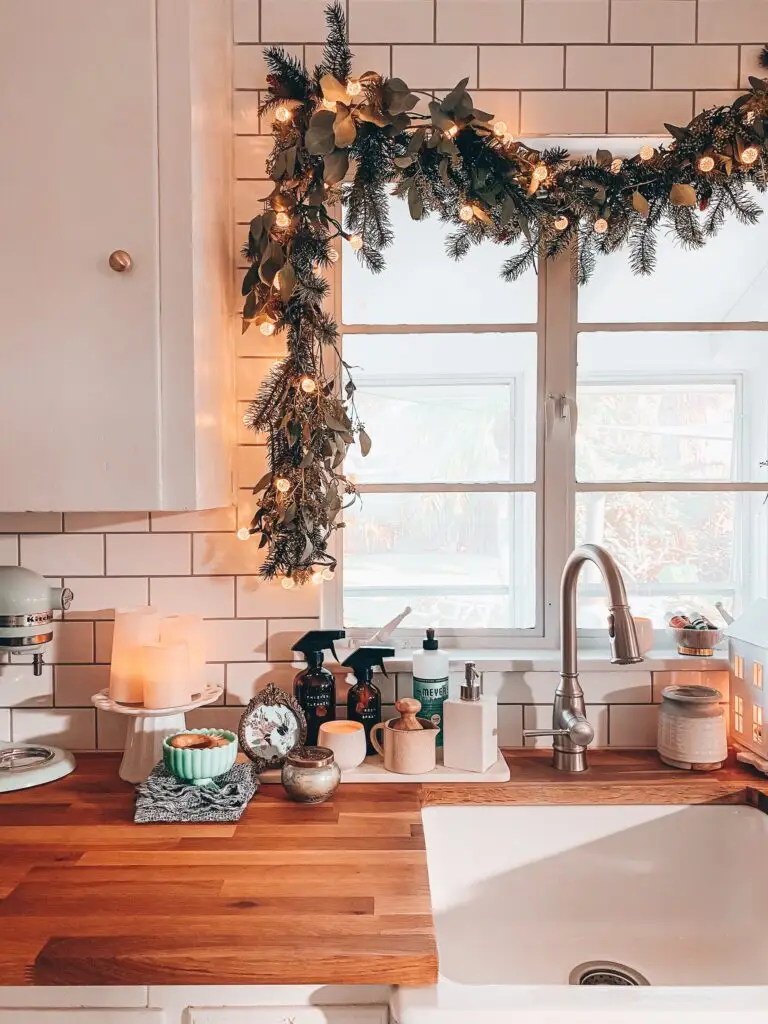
[411,628,449,747]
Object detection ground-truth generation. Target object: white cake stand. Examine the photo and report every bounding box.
[91,684,223,784]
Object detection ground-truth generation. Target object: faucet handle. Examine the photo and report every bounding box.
[524,712,594,746]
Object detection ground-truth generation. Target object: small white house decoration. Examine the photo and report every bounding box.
[725,600,768,760]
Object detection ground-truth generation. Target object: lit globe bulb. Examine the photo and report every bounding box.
[322,98,336,111]
[237,527,251,541]
[328,247,339,263]
[698,155,715,173]
[322,567,335,581]
[281,576,296,590]
[741,146,759,165]
[639,145,655,161]
[349,234,363,251]
[493,120,507,137]
[275,105,292,123]
[275,211,290,228]
[532,163,548,182]
[745,111,756,125]
[259,320,275,336]
[458,204,474,223]
[610,158,623,174]
[300,376,317,394]
[275,477,291,493]
[446,125,458,139]
[311,571,323,586]
[554,215,569,231]
[346,79,362,97]
[593,218,609,234]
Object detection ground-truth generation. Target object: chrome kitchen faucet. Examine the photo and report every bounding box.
[524,544,642,772]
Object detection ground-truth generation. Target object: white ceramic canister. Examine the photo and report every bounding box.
[657,685,727,770]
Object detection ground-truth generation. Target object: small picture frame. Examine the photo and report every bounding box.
[238,682,307,772]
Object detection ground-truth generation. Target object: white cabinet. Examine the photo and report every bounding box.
[0,1014,164,1024]
[0,0,233,512]
[189,1009,388,1024]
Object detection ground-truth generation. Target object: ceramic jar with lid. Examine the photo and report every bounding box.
[657,685,727,770]
[281,745,341,803]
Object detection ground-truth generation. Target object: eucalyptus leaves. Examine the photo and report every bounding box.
[241,4,768,584]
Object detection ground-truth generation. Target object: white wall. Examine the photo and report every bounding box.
[1,0,763,749]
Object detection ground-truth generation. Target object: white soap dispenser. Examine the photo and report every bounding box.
[443,662,498,773]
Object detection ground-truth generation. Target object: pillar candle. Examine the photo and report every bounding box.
[141,642,192,710]
[160,614,207,697]
[109,607,160,703]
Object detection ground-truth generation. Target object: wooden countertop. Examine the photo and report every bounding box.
[1,750,767,988]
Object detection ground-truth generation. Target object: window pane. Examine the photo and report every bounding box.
[575,491,768,627]
[343,492,536,630]
[578,188,768,323]
[342,199,538,325]
[576,332,768,482]
[344,333,537,483]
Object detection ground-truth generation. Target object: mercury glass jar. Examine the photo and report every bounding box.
[281,745,341,803]
[657,685,727,771]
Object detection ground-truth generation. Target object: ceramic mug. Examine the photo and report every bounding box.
[632,616,655,655]
[370,718,438,775]
[317,720,367,770]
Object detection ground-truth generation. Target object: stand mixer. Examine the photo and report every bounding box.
[0,566,76,791]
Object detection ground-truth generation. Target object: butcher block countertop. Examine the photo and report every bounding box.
[1,750,768,987]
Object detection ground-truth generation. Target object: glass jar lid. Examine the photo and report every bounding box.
[662,684,722,703]
[286,745,335,768]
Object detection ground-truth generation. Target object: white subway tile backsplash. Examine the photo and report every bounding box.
[204,618,267,662]
[236,446,268,491]
[524,703,609,747]
[94,621,114,663]
[64,512,149,533]
[236,575,321,618]
[304,43,393,78]
[481,45,564,88]
[698,0,768,44]
[49,620,94,664]
[482,670,652,703]
[653,45,739,89]
[235,136,273,178]
[608,90,693,133]
[261,0,329,41]
[63,576,149,619]
[267,618,321,661]
[226,661,297,703]
[521,89,606,133]
[234,43,304,90]
[352,1,435,43]
[567,45,651,88]
[524,1,608,43]
[472,91,521,133]
[193,533,265,576]
[20,534,104,577]
[187,706,243,732]
[437,1,521,44]
[740,45,767,89]
[150,575,236,619]
[652,670,729,704]
[695,90,742,111]
[0,710,10,742]
[0,513,62,533]
[233,92,262,137]
[12,707,95,750]
[237,357,275,399]
[96,708,129,751]
[610,703,658,746]
[233,0,260,43]
[498,704,523,746]
[106,534,191,576]
[150,509,237,533]
[0,662,53,707]
[0,535,18,564]
[393,45,478,88]
[610,1,695,44]
[55,665,109,706]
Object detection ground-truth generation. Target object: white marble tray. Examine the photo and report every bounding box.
[260,748,510,784]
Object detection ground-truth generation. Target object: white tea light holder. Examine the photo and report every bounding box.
[92,684,222,783]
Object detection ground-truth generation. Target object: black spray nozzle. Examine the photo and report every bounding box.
[291,629,345,663]
[342,645,395,679]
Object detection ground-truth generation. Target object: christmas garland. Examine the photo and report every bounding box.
[239,2,768,587]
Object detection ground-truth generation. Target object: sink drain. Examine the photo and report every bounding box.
[569,961,650,986]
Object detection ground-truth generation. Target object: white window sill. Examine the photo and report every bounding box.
[383,648,728,674]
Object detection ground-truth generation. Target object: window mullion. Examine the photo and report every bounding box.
[542,249,577,647]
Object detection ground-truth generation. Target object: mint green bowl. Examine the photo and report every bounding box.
[163,729,237,787]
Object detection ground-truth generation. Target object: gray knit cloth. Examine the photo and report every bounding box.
[134,762,260,823]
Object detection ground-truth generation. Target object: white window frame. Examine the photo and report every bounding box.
[323,140,768,649]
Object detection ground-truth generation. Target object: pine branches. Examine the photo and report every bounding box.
[760,45,768,70]
[319,1,352,84]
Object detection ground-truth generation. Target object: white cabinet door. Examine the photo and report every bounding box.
[0,0,162,510]
[189,1009,388,1024]
[0,1013,165,1024]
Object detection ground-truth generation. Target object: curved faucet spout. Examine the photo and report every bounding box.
[561,543,642,680]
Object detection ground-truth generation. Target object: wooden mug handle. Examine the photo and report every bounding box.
[370,722,387,757]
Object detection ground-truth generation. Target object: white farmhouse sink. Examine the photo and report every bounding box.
[392,804,768,1023]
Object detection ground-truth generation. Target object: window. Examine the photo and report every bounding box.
[734,654,745,680]
[333,149,768,645]
[754,704,763,745]
[734,695,744,734]
[755,663,764,690]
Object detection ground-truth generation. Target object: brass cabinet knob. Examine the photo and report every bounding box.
[108,250,133,272]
